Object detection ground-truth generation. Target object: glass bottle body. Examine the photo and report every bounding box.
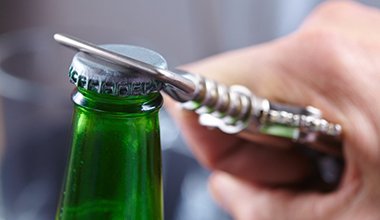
[56,89,163,220]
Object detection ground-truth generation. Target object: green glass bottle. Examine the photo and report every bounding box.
[56,45,166,220]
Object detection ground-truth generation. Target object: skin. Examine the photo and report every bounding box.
[165,1,380,219]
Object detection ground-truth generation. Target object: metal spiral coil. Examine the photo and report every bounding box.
[181,75,259,134]
[181,75,342,146]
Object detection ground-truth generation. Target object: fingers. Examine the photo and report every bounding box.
[209,170,368,220]
[165,101,314,185]
[164,101,240,168]
[212,142,314,184]
[209,172,297,220]
[209,172,344,220]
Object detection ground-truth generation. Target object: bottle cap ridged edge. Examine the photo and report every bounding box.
[69,44,167,96]
[69,66,164,96]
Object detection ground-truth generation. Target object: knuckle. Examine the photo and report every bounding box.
[311,0,362,19]
[303,0,369,31]
[298,28,341,55]
[279,28,356,103]
[293,29,349,78]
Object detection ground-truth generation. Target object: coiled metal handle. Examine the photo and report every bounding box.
[180,75,256,133]
[175,74,343,155]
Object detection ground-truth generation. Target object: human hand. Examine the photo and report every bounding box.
[166,1,380,219]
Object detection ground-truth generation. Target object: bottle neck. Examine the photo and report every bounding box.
[72,88,163,114]
[58,88,164,220]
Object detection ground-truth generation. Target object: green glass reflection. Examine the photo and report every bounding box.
[56,89,163,220]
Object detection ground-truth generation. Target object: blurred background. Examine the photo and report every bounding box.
[0,1,379,219]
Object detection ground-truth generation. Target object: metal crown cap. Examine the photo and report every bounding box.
[69,44,167,96]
